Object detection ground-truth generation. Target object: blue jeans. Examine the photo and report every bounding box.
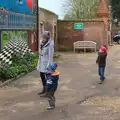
[98,65,105,81]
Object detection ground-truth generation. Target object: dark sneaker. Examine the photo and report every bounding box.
[47,106,55,110]
[37,87,46,95]
[40,93,48,97]
[37,91,45,95]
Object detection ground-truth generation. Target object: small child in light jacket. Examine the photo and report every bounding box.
[45,62,59,110]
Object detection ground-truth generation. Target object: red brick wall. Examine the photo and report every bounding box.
[57,20,107,50]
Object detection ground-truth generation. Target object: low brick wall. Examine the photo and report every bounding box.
[57,19,107,50]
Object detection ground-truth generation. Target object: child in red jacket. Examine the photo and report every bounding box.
[96,45,107,84]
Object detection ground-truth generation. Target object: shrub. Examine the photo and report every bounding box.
[0,52,38,82]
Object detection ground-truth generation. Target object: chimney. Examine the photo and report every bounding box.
[97,0,109,18]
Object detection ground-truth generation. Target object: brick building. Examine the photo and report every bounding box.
[57,0,111,50]
[39,7,58,51]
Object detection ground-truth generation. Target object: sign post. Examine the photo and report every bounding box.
[74,23,85,53]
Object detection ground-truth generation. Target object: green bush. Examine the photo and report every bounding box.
[0,52,38,82]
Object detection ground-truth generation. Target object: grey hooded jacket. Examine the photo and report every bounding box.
[37,32,54,73]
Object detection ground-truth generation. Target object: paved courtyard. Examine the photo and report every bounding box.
[1,45,120,120]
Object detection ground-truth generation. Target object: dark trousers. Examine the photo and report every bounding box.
[40,72,46,87]
[98,65,105,81]
[47,92,55,107]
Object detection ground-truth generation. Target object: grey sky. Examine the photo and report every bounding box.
[39,0,64,18]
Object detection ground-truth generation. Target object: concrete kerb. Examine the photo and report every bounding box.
[0,69,36,87]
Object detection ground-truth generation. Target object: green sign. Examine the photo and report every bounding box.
[74,23,84,29]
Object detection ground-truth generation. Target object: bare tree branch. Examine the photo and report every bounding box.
[62,0,99,20]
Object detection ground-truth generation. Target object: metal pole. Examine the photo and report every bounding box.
[109,6,113,45]
[36,0,39,51]
[0,31,2,50]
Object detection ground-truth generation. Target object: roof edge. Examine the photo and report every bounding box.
[57,18,105,22]
[39,7,58,16]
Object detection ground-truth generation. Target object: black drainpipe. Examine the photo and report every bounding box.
[36,0,39,51]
